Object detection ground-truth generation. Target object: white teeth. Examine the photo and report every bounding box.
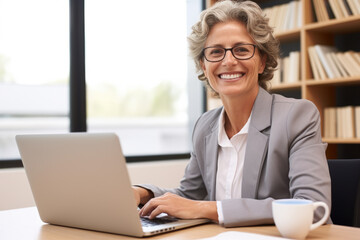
[220,73,244,79]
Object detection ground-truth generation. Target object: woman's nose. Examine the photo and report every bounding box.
[222,50,238,65]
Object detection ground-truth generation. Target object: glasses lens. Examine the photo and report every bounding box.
[233,45,254,59]
[204,47,225,62]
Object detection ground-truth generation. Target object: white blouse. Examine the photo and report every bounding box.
[216,108,251,224]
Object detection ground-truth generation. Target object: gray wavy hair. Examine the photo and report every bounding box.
[188,0,279,95]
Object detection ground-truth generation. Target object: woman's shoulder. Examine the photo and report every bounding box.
[270,93,320,128]
[272,93,318,112]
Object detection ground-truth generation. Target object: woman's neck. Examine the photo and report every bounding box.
[220,88,258,138]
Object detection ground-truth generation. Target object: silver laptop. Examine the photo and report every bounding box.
[16,132,208,237]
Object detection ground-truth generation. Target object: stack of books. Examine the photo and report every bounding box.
[324,106,360,139]
[312,0,360,22]
[308,44,360,80]
[263,0,302,34]
[272,51,301,85]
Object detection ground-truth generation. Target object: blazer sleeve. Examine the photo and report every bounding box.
[287,100,331,220]
[138,151,208,200]
[221,100,331,227]
[136,113,210,200]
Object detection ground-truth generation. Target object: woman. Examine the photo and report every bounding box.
[133,0,331,227]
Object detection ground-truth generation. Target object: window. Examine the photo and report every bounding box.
[85,0,204,156]
[0,0,204,165]
[0,0,69,160]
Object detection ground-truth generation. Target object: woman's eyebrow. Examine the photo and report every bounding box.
[205,42,254,48]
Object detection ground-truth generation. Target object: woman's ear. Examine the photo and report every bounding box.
[258,54,267,74]
[200,59,207,78]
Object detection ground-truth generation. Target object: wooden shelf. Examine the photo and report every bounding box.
[270,82,302,91]
[305,15,360,33]
[305,76,360,86]
[323,138,360,144]
[275,28,301,42]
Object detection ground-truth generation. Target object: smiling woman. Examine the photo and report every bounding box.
[133,0,331,228]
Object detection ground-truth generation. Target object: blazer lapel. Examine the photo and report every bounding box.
[204,112,221,201]
[242,88,273,198]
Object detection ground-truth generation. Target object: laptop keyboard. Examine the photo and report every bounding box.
[140,216,178,227]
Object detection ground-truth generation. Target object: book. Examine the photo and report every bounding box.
[324,107,329,137]
[268,5,279,30]
[297,0,303,27]
[355,52,360,63]
[324,107,337,138]
[336,52,357,76]
[329,52,349,77]
[288,51,300,83]
[309,46,327,79]
[329,0,345,18]
[336,107,344,138]
[347,0,360,15]
[314,45,339,79]
[282,56,290,83]
[200,231,294,240]
[266,5,280,31]
[349,51,360,66]
[343,106,355,138]
[338,0,352,17]
[355,106,360,138]
[344,51,360,75]
[325,0,336,19]
[308,47,321,80]
[277,3,288,33]
[313,0,328,21]
[351,0,360,15]
[312,0,320,22]
[333,106,357,139]
[325,52,342,78]
[265,1,302,30]
[343,0,354,15]
[272,58,282,86]
[286,1,297,30]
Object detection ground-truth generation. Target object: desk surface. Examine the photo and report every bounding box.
[1,207,359,240]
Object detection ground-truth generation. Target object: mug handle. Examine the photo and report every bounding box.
[310,202,330,231]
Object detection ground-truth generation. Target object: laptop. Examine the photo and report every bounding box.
[15,132,209,237]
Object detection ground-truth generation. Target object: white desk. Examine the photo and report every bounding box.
[1,207,360,240]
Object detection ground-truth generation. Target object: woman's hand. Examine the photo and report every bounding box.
[132,186,154,206]
[138,192,218,222]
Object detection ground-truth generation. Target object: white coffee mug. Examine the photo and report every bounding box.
[272,199,330,239]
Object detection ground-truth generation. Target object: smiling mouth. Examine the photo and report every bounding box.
[219,73,245,80]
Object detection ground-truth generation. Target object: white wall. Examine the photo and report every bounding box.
[0,168,35,210]
[0,159,188,211]
[127,159,188,187]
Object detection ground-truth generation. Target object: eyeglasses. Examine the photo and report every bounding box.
[202,44,257,62]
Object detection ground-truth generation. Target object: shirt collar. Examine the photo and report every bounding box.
[218,108,252,147]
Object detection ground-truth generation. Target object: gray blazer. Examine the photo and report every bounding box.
[141,87,331,227]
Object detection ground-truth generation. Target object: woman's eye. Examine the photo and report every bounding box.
[210,48,223,55]
[234,47,250,54]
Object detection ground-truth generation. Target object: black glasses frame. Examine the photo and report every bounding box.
[202,44,257,62]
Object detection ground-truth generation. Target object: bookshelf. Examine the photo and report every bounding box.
[206,0,360,159]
